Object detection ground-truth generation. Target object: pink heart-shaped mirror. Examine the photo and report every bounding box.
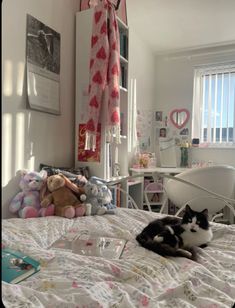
[170,108,190,129]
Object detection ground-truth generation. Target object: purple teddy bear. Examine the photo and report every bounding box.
[9,170,55,218]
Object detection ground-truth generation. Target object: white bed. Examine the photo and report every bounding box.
[2,208,235,308]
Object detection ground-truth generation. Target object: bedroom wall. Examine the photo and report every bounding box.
[154,45,235,167]
[127,21,156,155]
[2,0,80,218]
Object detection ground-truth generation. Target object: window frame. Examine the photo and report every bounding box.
[192,63,235,148]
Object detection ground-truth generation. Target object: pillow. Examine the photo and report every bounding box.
[39,164,90,183]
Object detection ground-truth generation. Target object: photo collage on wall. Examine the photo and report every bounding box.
[136,109,153,151]
[155,109,190,145]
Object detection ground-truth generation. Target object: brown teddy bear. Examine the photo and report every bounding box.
[40,174,87,218]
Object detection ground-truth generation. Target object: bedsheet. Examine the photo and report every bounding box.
[2,208,235,308]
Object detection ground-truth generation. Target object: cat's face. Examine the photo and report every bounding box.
[181,204,209,232]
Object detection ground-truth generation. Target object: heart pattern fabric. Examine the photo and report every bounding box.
[85,0,121,151]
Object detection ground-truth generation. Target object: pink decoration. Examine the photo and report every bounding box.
[170,108,190,129]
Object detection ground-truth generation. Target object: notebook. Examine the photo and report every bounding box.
[2,248,40,284]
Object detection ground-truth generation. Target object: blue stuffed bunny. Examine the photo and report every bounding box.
[84,177,116,215]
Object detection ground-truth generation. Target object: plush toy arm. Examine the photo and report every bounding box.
[85,203,92,216]
[41,194,53,208]
[9,192,25,213]
[80,194,87,202]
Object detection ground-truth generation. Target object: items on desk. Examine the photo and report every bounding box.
[192,138,200,147]
[133,152,156,169]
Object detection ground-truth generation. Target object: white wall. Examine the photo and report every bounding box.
[128,30,156,111]
[2,0,80,218]
[128,26,156,155]
[155,46,235,167]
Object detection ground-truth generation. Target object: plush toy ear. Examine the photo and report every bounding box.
[59,173,81,194]
[19,169,28,177]
[39,170,47,180]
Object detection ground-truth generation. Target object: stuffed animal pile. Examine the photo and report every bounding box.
[9,170,116,219]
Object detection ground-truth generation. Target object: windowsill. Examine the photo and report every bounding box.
[191,145,235,150]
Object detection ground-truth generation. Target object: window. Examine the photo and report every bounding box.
[192,63,235,147]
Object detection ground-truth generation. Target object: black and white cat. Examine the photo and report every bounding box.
[136,204,213,260]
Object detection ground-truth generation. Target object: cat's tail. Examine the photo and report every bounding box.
[136,233,194,259]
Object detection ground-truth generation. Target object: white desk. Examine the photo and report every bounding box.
[129,167,191,211]
[130,167,190,175]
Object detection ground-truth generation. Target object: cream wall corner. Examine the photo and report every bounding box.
[2,0,80,218]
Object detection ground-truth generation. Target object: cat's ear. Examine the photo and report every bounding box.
[185,204,192,212]
[201,208,208,217]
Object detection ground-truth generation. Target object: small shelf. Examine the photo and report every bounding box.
[119,86,128,92]
[111,133,127,139]
[117,16,128,30]
[143,202,163,206]
[127,180,143,187]
[120,55,128,64]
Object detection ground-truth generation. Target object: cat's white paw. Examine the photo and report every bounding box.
[177,248,192,258]
[153,235,163,243]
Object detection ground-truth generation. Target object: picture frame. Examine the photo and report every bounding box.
[26,14,61,115]
[155,111,163,121]
[159,128,167,138]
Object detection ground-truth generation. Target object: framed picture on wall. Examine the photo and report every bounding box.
[155,111,163,121]
[159,128,167,138]
[26,14,61,115]
[78,123,101,162]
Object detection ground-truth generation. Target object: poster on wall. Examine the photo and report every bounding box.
[78,123,101,162]
[26,14,61,115]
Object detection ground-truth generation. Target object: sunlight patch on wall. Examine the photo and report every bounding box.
[17,62,25,96]
[27,155,35,170]
[15,113,25,171]
[27,141,35,170]
[128,78,137,152]
[3,60,13,96]
[2,113,12,187]
[33,74,38,96]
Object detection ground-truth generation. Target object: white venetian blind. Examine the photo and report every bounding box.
[192,64,235,146]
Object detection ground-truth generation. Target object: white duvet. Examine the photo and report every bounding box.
[2,208,235,308]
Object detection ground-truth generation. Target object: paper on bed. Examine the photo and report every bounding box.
[51,233,126,259]
[72,235,126,259]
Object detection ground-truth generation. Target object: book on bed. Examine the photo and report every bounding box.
[51,234,126,259]
[2,248,40,284]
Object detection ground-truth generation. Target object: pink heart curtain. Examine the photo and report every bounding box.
[85,0,121,151]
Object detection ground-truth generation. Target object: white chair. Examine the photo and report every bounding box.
[160,165,235,222]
